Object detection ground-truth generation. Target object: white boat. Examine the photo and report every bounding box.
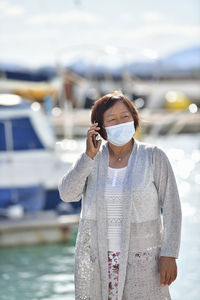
[0,94,81,218]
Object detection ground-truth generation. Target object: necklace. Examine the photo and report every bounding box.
[109,142,133,161]
[109,146,122,161]
[116,156,122,161]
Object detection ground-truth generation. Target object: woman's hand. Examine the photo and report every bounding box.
[158,256,177,286]
[85,122,102,159]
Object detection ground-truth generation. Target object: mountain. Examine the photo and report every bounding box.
[125,46,200,77]
[0,63,56,82]
[161,45,200,70]
[1,45,199,80]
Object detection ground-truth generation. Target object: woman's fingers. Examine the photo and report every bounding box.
[85,122,102,159]
[158,256,177,286]
[87,123,100,137]
[169,269,177,285]
[159,270,171,286]
[168,277,173,286]
[165,272,171,285]
[88,126,99,131]
[87,128,100,136]
[173,269,177,281]
[159,269,167,286]
[87,124,100,145]
[89,123,99,130]
[161,270,176,286]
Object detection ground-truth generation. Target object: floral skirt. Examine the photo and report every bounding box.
[108,251,120,300]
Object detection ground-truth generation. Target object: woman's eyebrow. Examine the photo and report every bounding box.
[120,110,130,114]
[105,110,130,118]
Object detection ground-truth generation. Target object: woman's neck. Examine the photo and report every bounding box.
[108,139,134,167]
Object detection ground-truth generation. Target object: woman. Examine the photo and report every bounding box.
[58,91,182,300]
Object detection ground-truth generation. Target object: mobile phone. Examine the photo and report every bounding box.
[92,121,98,148]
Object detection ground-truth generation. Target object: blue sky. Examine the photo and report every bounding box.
[0,0,199,67]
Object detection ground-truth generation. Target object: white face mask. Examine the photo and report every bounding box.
[104,121,135,146]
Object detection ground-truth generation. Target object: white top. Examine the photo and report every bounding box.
[105,166,127,251]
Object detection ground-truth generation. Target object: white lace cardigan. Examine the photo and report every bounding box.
[58,139,182,300]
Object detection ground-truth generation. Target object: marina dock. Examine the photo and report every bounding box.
[0,212,79,247]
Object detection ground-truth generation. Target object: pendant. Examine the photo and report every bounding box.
[118,157,121,161]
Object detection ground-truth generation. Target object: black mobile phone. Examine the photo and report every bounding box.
[92,134,98,148]
[92,121,98,148]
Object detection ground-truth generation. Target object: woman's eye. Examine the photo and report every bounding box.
[123,115,128,118]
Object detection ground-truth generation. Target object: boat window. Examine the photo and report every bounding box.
[0,122,6,151]
[12,117,44,150]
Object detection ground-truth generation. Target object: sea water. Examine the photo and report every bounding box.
[0,134,200,300]
[0,227,78,300]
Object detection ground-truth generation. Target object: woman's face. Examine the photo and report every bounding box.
[103,101,133,127]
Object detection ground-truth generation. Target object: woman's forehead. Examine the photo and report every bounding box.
[104,101,129,117]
